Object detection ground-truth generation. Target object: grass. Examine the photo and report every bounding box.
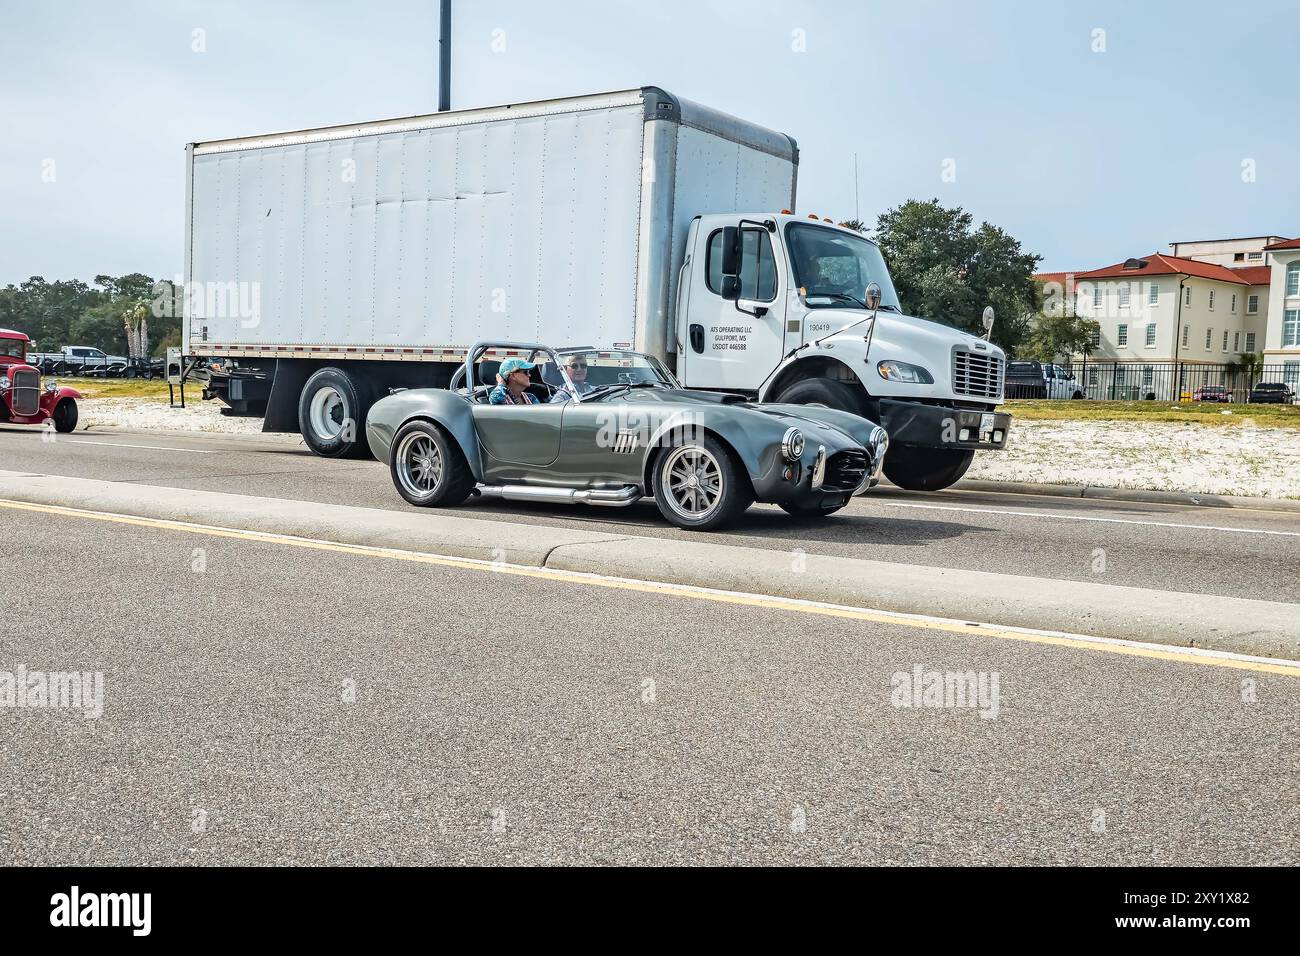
[52,377,180,400]
[1005,399,1300,429]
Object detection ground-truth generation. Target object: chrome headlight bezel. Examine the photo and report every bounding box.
[781,427,805,461]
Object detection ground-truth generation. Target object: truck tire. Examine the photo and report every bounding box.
[390,420,476,507]
[883,445,974,492]
[298,367,374,459]
[52,398,78,433]
[774,377,871,419]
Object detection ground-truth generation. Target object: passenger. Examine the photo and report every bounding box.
[488,359,541,405]
[550,354,597,403]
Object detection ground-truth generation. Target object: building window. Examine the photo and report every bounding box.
[1148,283,1159,306]
[1246,332,1256,352]
[1119,282,1131,309]
[1205,328,1213,350]
[1209,289,1216,310]
[1115,365,1127,386]
[1231,294,1237,313]
[1142,366,1154,388]
[1088,329,1101,348]
[1288,262,1300,297]
[1234,252,1246,262]
[1284,309,1300,348]
[1093,286,1102,310]
[1285,362,1300,389]
[1117,324,1128,347]
[1185,287,1192,306]
[1248,251,1263,261]
[1087,367,1099,387]
[1248,294,1260,314]
[1222,329,1230,351]
[1182,325,1190,348]
[1145,324,1157,347]
[1234,331,1241,352]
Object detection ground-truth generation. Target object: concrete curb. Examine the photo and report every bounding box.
[947,479,1300,514]
[3,469,1297,661]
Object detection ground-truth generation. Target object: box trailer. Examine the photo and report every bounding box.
[184,86,1009,489]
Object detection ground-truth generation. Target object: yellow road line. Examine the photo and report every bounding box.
[4,496,1299,678]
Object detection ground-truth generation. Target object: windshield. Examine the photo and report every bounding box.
[542,349,678,394]
[0,338,25,361]
[785,223,901,311]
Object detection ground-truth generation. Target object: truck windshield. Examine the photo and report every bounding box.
[0,339,25,360]
[785,223,901,311]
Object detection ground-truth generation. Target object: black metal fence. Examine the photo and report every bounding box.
[1019,362,1299,403]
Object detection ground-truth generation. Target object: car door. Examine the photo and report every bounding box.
[548,394,646,487]
[471,401,566,471]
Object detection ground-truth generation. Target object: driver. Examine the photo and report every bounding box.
[489,358,541,405]
[549,354,596,403]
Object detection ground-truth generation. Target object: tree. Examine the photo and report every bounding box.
[1025,310,1100,363]
[872,199,1041,355]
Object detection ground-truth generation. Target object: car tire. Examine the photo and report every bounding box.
[298,367,374,459]
[52,398,78,433]
[389,420,476,508]
[1072,390,1084,400]
[883,445,974,492]
[775,377,872,419]
[779,500,847,518]
[652,434,753,531]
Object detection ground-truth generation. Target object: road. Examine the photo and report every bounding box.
[1,424,1297,602]
[2,504,1297,865]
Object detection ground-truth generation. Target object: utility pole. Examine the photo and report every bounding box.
[853,152,860,222]
[438,0,451,111]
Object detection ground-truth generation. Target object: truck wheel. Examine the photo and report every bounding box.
[883,445,974,492]
[775,378,871,419]
[652,435,753,531]
[390,420,475,507]
[298,367,373,459]
[52,398,78,433]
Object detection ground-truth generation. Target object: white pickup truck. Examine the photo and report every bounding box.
[26,346,130,376]
[184,87,1009,490]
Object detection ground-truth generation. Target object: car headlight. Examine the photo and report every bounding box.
[45,380,57,392]
[876,361,933,384]
[0,377,8,390]
[781,427,805,461]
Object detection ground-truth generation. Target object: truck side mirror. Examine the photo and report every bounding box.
[865,282,882,311]
[719,226,741,301]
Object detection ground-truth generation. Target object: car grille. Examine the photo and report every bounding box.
[953,350,1003,399]
[823,449,869,493]
[10,368,40,416]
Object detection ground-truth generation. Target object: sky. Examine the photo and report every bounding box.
[3,0,1299,287]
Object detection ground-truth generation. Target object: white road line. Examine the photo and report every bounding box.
[875,499,1300,537]
[67,440,216,454]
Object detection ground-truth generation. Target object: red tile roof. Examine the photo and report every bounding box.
[1264,238,1300,251]
[1229,265,1272,285]
[1076,253,1252,285]
[1033,271,1082,290]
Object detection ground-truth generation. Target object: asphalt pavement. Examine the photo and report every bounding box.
[2,506,1297,865]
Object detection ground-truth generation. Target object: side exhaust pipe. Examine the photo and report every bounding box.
[476,484,642,508]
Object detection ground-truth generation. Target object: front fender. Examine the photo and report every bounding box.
[365,389,484,480]
[38,386,81,416]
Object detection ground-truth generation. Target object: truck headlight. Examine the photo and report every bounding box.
[876,361,933,384]
[781,427,805,461]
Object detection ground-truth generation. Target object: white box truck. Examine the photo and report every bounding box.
[183,87,1009,490]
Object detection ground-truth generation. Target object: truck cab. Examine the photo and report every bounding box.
[674,213,1010,490]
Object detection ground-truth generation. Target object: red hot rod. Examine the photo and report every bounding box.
[0,329,81,432]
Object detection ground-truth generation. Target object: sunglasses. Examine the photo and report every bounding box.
[567,363,587,370]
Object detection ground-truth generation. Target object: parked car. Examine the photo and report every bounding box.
[1005,361,1084,400]
[1192,385,1233,403]
[27,345,131,377]
[1248,382,1295,404]
[0,329,82,431]
[365,342,891,531]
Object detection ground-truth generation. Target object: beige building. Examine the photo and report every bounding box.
[1260,239,1300,380]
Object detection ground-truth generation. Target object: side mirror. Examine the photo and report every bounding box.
[719,275,740,301]
[720,226,741,275]
[865,282,882,311]
[982,306,995,338]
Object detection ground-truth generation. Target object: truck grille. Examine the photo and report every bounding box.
[952,350,1003,399]
[823,449,869,493]
[10,368,40,416]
